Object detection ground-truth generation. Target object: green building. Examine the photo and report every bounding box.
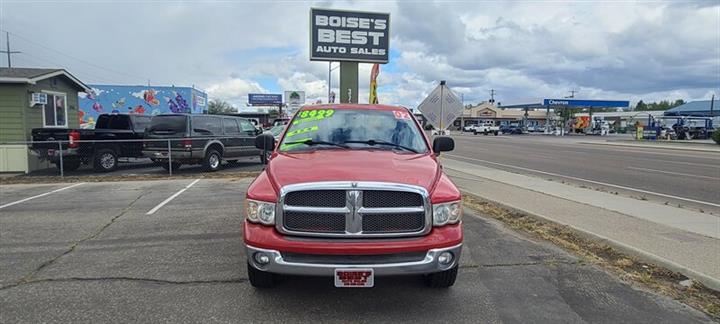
[0,68,90,173]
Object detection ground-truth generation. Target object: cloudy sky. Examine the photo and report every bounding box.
[1,0,718,110]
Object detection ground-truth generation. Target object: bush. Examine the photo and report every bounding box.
[712,130,720,145]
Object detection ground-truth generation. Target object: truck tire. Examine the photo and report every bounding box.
[473,130,478,135]
[494,131,499,136]
[202,149,222,172]
[260,151,269,164]
[248,263,276,288]
[423,265,458,288]
[483,131,488,135]
[56,158,81,171]
[161,162,182,172]
[93,148,118,172]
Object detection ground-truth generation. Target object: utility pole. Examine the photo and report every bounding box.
[489,89,496,104]
[565,90,577,98]
[1,32,21,68]
[460,93,464,131]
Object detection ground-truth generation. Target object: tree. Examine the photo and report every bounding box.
[635,100,647,111]
[208,99,236,114]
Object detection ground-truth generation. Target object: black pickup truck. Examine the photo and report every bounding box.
[30,114,152,172]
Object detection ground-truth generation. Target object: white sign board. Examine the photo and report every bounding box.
[284,90,305,113]
[417,84,462,130]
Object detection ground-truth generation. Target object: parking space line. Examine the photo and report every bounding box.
[0,183,85,210]
[146,179,201,215]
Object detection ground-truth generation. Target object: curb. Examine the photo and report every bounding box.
[580,141,720,153]
[461,191,720,292]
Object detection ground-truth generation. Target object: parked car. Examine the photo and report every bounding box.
[142,114,264,172]
[31,114,152,172]
[471,122,500,135]
[501,125,524,135]
[245,104,462,288]
[462,124,477,132]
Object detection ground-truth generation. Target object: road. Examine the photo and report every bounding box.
[446,134,720,214]
[0,179,712,323]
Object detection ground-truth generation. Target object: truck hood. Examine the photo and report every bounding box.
[266,149,440,191]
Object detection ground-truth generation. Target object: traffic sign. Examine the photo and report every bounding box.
[418,83,463,130]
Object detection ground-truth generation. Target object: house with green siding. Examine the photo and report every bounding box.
[0,68,90,173]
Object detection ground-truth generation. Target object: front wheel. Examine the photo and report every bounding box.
[248,263,276,288]
[93,148,118,172]
[493,131,499,136]
[424,265,458,288]
[202,149,222,172]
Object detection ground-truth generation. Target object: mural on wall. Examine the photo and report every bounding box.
[78,85,208,129]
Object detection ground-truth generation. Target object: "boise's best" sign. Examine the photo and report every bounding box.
[310,8,390,63]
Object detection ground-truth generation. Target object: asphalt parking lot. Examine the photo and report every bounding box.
[0,178,713,323]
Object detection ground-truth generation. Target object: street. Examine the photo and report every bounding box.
[447,134,720,214]
[0,179,712,323]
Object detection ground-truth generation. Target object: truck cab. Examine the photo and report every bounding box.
[245,104,463,288]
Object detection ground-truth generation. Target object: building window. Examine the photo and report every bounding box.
[43,93,68,127]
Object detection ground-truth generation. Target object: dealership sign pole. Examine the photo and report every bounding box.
[310,8,390,104]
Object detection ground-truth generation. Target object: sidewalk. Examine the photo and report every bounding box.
[581,140,720,153]
[443,158,720,290]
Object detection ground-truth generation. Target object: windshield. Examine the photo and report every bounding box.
[279,108,428,153]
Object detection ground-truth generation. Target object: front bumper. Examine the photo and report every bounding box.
[246,243,462,276]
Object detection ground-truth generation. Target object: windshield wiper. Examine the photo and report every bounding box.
[282,139,350,149]
[345,140,419,153]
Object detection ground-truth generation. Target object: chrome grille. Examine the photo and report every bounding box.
[363,190,423,208]
[277,182,431,238]
[284,211,345,233]
[362,212,425,233]
[285,190,345,207]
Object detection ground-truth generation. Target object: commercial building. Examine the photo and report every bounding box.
[0,68,90,173]
[452,102,559,130]
[573,110,666,132]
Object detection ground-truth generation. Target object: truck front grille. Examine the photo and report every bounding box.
[278,182,430,238]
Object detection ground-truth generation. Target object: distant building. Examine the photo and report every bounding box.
[79,85,207,129]
[573,110,666,132]
[0,68,90,173]
[453,102,559,130]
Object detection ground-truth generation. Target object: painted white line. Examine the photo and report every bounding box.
[146,179,201,215]
[445,154,720,209]
[627,167,720,181]
[0,183,85,209]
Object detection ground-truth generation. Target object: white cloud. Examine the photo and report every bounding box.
[3,1,717,109]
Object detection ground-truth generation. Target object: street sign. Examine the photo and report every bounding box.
[309,8,390,63]
[248,93,282,106]
[543,99,630,108]
[418,83,463,130]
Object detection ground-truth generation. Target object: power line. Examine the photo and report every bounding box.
[1,28,150,83]
[0,32,21,67]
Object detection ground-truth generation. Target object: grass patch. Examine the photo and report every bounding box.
[462,194,720,320]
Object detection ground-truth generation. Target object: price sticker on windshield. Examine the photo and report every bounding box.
[393,111,411,120]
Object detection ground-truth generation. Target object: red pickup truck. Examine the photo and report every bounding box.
[245,104,463,288]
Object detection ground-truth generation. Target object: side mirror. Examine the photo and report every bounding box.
[255,134,276,150]
[432,136,454,155]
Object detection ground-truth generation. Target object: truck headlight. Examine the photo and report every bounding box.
[433,200,462,226]
[246,199,275,225]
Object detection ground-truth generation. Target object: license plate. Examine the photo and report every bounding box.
[334,269,374,288]
[47,149,55,156]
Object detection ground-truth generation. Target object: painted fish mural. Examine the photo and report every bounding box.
[78,85,207,129]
